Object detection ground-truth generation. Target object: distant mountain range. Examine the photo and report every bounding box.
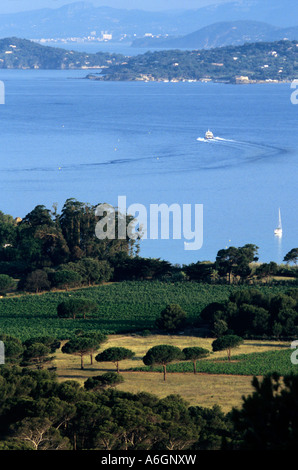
[0,0,298,40]
[132,21,298,49]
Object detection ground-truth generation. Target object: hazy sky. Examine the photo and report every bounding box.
[0,0,230,14]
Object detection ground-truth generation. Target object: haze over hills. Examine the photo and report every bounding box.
[0,0,297,41]
[132,21,298,49]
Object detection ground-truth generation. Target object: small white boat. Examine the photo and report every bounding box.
[274,208,282,237]
[205,129,214,139]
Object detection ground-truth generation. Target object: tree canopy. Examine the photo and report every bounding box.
[212,335,243,361]
[84,372,124,391]
[201,288,298,339]
[62,336,102,370]
[143,345,184,381]
[182,347,210,374]
[155,304,187,332]
[57,298,98,320]
[230,374,298,450]
[95,347,135,373]
[215,244,259,284]
[0,274,14,295]
[284,248,298,265]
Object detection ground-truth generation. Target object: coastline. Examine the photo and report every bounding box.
[85,73,292,85]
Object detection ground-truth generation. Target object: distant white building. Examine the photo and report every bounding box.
[101,31,112,41]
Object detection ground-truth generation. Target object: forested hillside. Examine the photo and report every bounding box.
[89,40,298,83]
[0,37,297,85]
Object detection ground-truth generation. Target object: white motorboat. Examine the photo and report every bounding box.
[205,129,214,139]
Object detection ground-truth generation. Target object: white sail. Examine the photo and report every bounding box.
[274,208,282,236]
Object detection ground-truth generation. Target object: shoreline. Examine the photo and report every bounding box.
[85,74,292,85]
[0,68,292,85]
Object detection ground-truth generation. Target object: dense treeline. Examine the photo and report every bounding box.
[0,333,61,368]
[0,199,141,292]
[1,365,298,450]
[200,287,298,339]
[0,365,231,450]
[0,199,297,295]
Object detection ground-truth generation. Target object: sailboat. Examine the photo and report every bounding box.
[274,208,282,237]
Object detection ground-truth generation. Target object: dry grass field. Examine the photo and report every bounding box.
[53,334,288,413]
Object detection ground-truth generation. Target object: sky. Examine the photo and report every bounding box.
[0,0,230,14]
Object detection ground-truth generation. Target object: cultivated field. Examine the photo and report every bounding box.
[0,281,291,340]
[53,334,292,413]
[1,281,296,412]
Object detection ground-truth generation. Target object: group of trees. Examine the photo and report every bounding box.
[12,257,113,294]
[0,202,296,295]
[0,363,298,450]
[182,244,262,285]
[200,288,298,339]
[57,298,99,321]
[61,338,136,373]
[17,322,240,382]
[0,365,232,451]
[65,339,241,383]
[143,345,209,381]
[0,199,140,291]
[0,330,232,449]
[61,331,107,370]
[184,244,297,285]
[142,337,243,381]
[0,333,61,369]
[0,199,139,265]
[215,244,259,284]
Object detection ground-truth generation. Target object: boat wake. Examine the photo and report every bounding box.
[195,134,289,170]
[197,135,287,156]
[197,136,237,143]
[4,136,288,176]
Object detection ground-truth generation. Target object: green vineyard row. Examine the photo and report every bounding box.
[0,281,290,340]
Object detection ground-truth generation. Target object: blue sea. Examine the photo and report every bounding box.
[33,40,188,56]
[0,68,297,265]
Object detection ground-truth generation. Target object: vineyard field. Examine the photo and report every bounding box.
[133,348,297,376]
[0,281,291,341]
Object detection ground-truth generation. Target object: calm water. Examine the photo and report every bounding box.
[34,41,184,56]
[0,69,297,265]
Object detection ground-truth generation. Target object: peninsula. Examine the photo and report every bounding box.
[0,37,297,84]
[86,40,298,84]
